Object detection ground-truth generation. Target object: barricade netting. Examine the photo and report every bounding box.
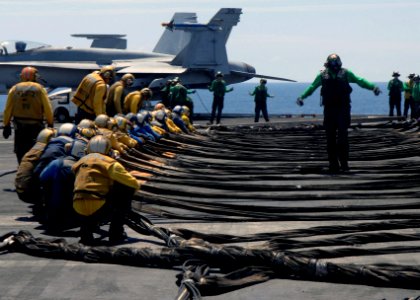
[2,119,420,299]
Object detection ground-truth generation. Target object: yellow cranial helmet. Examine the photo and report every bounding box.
[78,119,96,130]
[115,115,129,131]
[140,88,153,99]
[36,128,56,144]
[121,73,135,86]
[107,117,118,131]
[99,65,116,80]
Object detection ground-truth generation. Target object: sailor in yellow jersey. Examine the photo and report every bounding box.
[72,135,140,245]
[72,65,115,123]
[106,73,134,116]
[123,87,153,114]
[3,67,54,163]
[15,127,56,203]
[181,106,197,133]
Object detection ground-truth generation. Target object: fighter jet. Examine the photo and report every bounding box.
[0,8,295,94]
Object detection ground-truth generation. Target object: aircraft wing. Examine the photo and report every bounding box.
[230,70,297,82]
[0,61,100,70]
[114,61,186,74]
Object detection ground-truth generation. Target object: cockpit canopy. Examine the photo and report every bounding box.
[0,40,50,55]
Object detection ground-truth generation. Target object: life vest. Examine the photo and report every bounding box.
[320,68,352,107]
[71,72,105,114]
[106,81,127,116]
[182,115,196,132]
[210,80,227,97]
[15,142,46,194]
[72,153,116,215]
[97,127,126,153]
[114,131,138,148]
[11,82,45,122]
[124,90,146,114]
[389,78,403,97]
[405,79,414,99]
[254,85,268,102]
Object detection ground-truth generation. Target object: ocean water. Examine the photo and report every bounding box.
[191,82,393,116]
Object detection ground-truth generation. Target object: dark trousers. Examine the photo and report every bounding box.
[389,95,402,117]
[413,102,420,119]
[403,97,414,118]
[79,182,135,241]
[254,100,269,122]
[13,121,44,164]
[210,95,224,124]
[75,107,96,124]
[323,105,351,171]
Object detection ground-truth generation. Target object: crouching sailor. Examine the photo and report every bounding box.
[72,135,140,245]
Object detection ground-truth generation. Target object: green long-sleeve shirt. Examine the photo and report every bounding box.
[299,69,376,100]
[412,82,420,102]
[208,79,233,98]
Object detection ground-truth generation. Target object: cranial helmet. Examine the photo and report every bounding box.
[121,73,135,86]
[325,54,342,70]
[136,110,152,126]
[215,71,223,78]
[20,66,39,82]
[154,103,165,111]
[164,108,172,118]
[57,123,77,138]
[94,114,110,128]
[99,65,115,80]
[78,119,96,129]
[140,88,153,99]
[125,112,137,123]
[78,128,97,139]
[36,128,56,144]
[181,105,190,116]
[172,105,183,115]
[115,115,130,131]
[87,135,112,155]
[154,109,167,122]
[107,117,118,131]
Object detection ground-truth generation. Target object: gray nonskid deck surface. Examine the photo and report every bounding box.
[1,116,419,300]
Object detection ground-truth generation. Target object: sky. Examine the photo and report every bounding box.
[1,0,420,83]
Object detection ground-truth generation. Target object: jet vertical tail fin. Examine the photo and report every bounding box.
[167,8,242,74]
[153,13,197,55]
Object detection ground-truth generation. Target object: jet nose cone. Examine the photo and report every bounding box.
[245,63,256,74]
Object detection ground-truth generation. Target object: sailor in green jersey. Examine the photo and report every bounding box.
[387,72,404,116]
[169,77,196,108]
[412,75,420,119]
[403,73,415,119]
[250,79,274,122]
[208,71,234,125]
[297,53,381,173]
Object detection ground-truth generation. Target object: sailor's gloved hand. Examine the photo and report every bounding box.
[2,125,11,139]
[373,87,382,96]
[296,97,304,106]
